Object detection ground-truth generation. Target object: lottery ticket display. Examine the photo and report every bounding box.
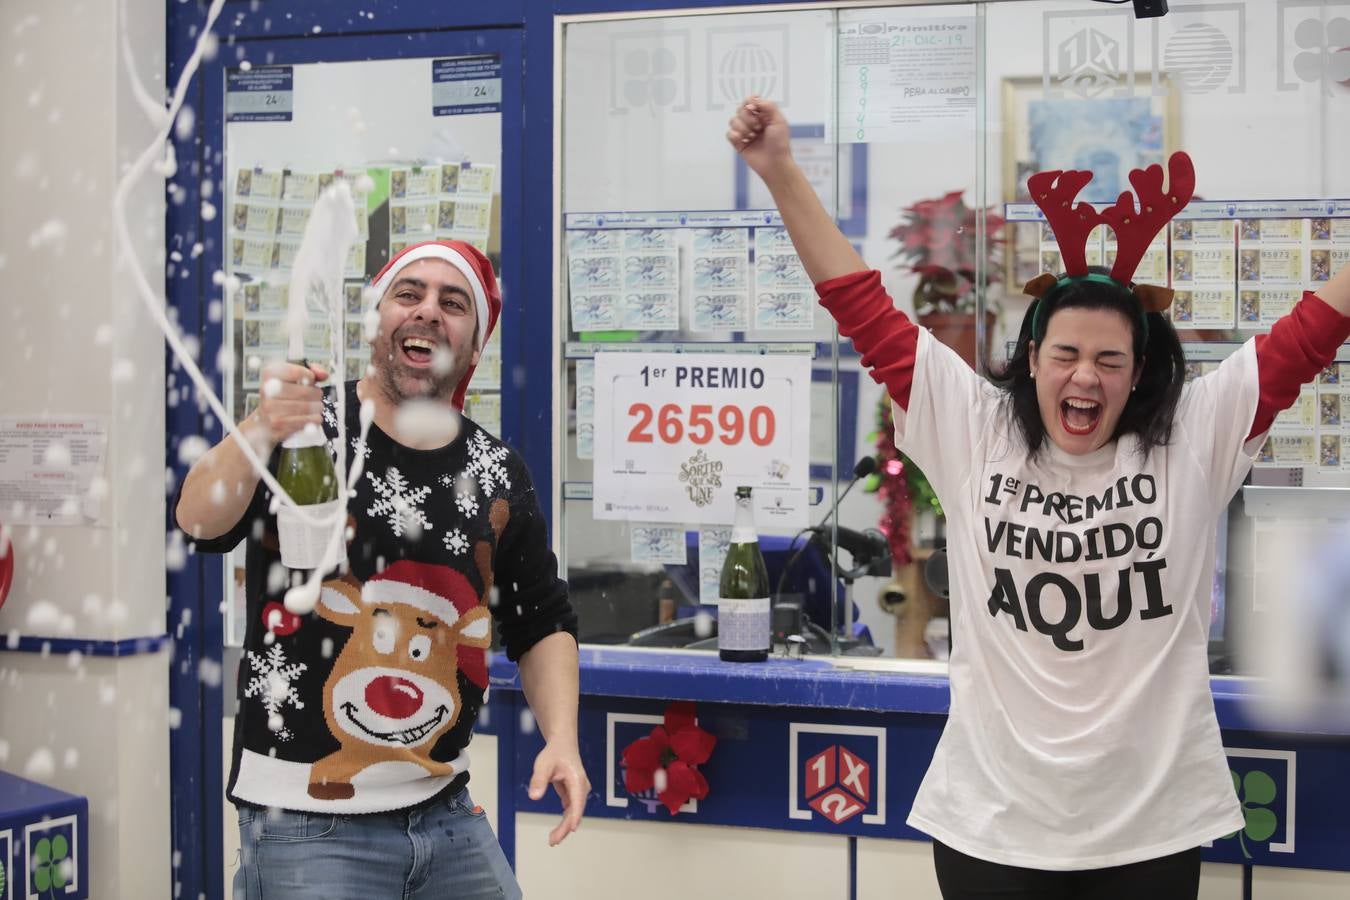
[229,166,373,423]
[229,163,503,435]
[564,212,815,337]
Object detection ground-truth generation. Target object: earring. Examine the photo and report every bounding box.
[1131,385,1137,392]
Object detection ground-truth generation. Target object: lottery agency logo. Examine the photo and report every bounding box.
[705,25,789,111]
[789,724,886,826]
[1215,749,1296,859]
[24,815,79,898]
[679,449,724,508]
[1275,0,1350,92]
[1042,7,1135,100]
[608,30,692,115]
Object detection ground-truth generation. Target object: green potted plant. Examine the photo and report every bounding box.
[888,189,1005,369]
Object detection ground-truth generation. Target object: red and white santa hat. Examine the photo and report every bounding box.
[357,559,487,638]
[368,240,502,408]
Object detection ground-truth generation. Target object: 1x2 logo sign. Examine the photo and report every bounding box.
[805,745,870,824]
[788,723,886,827]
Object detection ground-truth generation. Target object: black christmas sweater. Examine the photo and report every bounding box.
[185,381,576,813]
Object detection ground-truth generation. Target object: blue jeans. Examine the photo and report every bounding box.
[233,789,522,900]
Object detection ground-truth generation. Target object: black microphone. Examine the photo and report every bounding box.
[853,456,878,477]
[775,456,879,601]
[812,456,892,580]
[830,525,892,579]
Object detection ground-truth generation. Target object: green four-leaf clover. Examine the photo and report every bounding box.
[1224,770,1278,859]
[33,834,71,896]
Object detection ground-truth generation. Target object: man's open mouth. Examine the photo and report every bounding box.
[1060,398,1102,436]
[400,336,437,367]
[341,701,448,745]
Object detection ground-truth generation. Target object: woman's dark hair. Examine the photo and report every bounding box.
[987,269,1186,460]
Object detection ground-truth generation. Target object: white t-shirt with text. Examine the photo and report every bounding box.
[902,329,1254,870]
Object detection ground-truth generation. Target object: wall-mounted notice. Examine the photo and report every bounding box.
[432,56,503,117]
[832,16,977,144]
[592,352,810,528]
[0,417,109,525]
[226,66,294,123]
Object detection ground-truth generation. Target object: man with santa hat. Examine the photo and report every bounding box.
[177,239,583,899]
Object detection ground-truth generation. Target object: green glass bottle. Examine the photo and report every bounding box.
[276,366,343,571]
[718,485,770,662]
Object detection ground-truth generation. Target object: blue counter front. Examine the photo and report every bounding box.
[488,647,1350,874]
[0,770,90,900]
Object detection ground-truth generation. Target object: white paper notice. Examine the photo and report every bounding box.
[0,417,109,525]
[832,16,977,144]
[592,352,811,528]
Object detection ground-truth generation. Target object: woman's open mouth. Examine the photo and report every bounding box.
[1060,398,1102,436]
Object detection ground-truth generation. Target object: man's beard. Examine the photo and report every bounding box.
[371,335,468,406]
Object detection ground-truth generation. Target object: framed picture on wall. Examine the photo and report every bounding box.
[1001,76,1179,286]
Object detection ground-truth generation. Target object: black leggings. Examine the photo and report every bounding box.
[933,840,1201,900]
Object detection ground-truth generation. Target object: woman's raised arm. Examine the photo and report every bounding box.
[726,96,867,285]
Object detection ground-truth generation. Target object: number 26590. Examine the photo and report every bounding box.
[627,403,775,446]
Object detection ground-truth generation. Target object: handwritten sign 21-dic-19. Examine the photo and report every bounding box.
[592,352,810,529]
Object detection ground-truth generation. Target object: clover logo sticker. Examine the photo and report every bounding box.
[1292,16,1350,88]
[1224,769,1278,859]
[32,833,73,897]
[622,48,679,111]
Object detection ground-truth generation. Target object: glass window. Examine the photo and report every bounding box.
[558,0,1350,676]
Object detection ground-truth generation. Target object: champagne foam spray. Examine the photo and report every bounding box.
[113,0,376,621]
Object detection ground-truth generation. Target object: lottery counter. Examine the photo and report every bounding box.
[486,648,1350,881]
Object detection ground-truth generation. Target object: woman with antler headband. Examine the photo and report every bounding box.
[728,96,1350,899]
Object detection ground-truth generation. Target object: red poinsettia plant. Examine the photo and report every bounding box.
[888,189,1005,314]
[621,701,717,815]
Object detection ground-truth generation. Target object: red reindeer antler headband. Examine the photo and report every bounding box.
[1024,151,1196,337]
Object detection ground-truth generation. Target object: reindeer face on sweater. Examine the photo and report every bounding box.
[317,563,491,752]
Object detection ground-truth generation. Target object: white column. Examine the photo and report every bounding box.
[0,2,171,898]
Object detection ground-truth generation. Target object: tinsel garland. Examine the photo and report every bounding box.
[871,396,913,569]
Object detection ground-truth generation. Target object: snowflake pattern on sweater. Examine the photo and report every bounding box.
[443,528,469,555]
[465,428,512,497]
[243,643,307,742]
[367,465,434,537]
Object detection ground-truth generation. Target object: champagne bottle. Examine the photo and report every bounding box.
[276,364,344,571]
[718,485,770,662]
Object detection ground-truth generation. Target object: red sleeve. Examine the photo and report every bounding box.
[1248,292,1350,441]
[816,270,919,410]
